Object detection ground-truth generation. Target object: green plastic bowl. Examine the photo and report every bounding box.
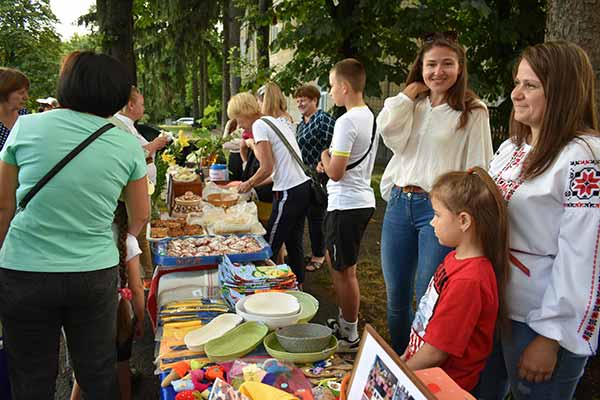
[263,331,338,363]
[285,291,319,323]
[205,321,268,362]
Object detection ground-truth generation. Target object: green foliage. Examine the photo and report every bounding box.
[200,102,220,129]
[0,0,62,110]
[61,33,101,55]
[238,0,545,103]
[134,0,224,124]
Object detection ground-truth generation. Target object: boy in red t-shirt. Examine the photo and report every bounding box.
[401,168,509,392]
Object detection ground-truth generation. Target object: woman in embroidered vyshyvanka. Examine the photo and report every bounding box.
[479,41,600,399]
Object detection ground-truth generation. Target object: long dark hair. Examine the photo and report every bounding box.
[114,201,134,343]
[406,35,485,129]
[114,201,129,289]
[510,41,599,179]
[431,167,510,331]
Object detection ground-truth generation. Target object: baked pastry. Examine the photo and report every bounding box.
[150,227,169,238]
[151,219,170,228]
[183,224,204,236]
[168,227,184,237]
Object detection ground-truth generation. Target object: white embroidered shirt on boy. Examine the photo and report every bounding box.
[377,93,493,200]
[326,106,378,211]
[489,137,600,355]
[252,116,310,191]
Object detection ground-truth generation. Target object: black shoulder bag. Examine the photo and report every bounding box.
[345,118,377,171]
[260,118,328,206]
[16,123,114,213]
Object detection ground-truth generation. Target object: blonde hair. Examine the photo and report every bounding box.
[227,92,261,119]
[260,82,289,119]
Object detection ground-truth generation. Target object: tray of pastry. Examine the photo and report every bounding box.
[151,234,272,266]
[147,218,205,242]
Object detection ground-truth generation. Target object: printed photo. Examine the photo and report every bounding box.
[362,355,415,400]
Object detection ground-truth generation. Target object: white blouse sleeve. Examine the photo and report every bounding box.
[462,105,493,170]
[376,92,415,154]
[528,139,600,355]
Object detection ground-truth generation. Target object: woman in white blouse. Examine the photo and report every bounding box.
[479,41,600,399]
[377,32,493,353]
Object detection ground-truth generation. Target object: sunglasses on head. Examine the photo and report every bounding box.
[422,31,458,43]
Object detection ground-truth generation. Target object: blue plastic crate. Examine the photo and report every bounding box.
[152,234,272,267]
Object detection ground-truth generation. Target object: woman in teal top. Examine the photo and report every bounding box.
[0,51,149,399]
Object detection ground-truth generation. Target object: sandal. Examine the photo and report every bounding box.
[305,260,323,272]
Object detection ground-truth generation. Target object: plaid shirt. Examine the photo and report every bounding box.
[0,108,29,151]
[296,109,335,168]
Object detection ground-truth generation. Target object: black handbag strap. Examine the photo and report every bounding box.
[345,117,377,171]
[260,117,312,176]
[18,123,114,211]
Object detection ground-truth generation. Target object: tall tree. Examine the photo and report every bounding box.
[230,0,242,96]
[96,0,136,84]
[256,0,271,72]
[0,0,62,109]
[222,0,231,126]
[546,0,600,117]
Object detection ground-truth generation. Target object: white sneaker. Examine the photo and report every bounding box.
[336,333,361,353]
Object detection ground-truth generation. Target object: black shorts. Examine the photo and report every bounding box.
[324,207,374,271]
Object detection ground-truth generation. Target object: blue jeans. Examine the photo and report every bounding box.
[477,321,588,400]
[380,186,452,353]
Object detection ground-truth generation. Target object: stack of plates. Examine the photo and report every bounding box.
[235,292,302,330]
[219,256,298,308]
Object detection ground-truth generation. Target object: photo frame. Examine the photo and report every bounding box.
[347,324,436,400]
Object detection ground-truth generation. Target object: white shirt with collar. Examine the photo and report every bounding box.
[377,92,493,200]
[114,113,156,185]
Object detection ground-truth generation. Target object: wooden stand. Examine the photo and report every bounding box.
[167,176,203,215]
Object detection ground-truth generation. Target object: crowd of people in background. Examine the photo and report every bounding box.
[0,32,599,400]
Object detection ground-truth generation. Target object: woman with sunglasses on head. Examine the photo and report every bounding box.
[478,41,600,399]
[377,32,493,354]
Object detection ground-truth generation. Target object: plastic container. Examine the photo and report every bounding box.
[263,331,338,363]
[209,164,228,182]
[275,323,332,353]
[285,291,319,323]
[152,234,272,267]
[235,296,301,330]
[204,321,268,362]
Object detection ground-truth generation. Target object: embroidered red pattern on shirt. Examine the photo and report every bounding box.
[493,145,527,201]
[579,220,600,347]
[571,168,600,198]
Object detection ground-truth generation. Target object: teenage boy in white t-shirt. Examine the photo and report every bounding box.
[318,58,378,351]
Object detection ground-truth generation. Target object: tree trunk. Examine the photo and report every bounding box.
[221,0,231,128]
[96,0,136,85]
[198,51,205,118]
[546,0,600,118]
[191,56,200,120]
[200,47,208,116]
[257,0,271,71]
[229,0,242,96]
